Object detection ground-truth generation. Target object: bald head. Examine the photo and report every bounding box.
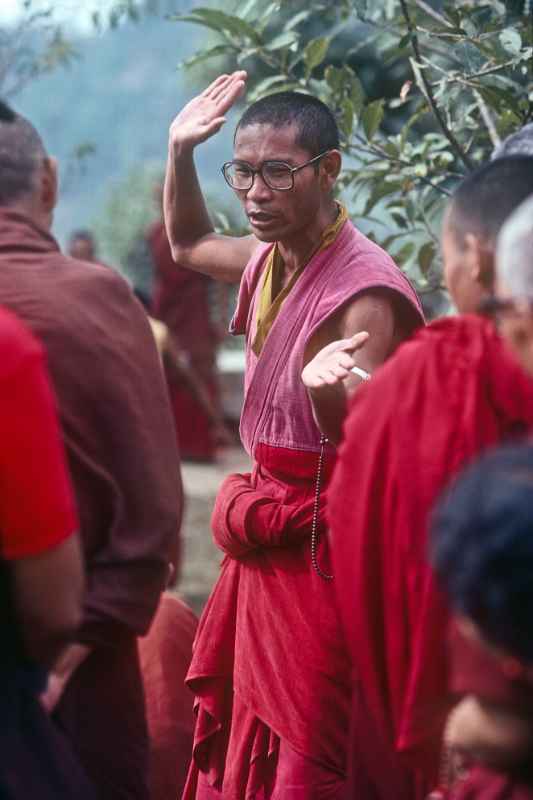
[0,99,48,206]
[447,156,533,248]
[496,194,533,301]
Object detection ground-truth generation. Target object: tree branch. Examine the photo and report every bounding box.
[399,0,474,171]
[349,137,453,197]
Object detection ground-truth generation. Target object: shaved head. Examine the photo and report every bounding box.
[0,99,47,206]
[447,156,533,246]
[496,193,533,301]
[493,122,533,160]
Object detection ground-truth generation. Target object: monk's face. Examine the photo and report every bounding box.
[494,278,533,378]
[232,123,336,244]
[441,210,492,314]
[69,237,95,262]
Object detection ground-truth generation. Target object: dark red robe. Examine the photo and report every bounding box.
[139,594,198,800]
[0,209,182,800]
[149,221,219,461]
[328,315,533,800]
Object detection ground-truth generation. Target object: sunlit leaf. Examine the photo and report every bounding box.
[361,99,385,141]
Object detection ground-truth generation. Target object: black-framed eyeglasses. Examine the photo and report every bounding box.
[221,150,330,192]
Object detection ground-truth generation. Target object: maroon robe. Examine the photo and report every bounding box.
[149,221,219,461]
[139,594,198,800]
[0,209,182,800]
[183,221,424,799]
[328,315,533,800]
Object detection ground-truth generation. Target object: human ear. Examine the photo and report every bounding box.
[40,156,58,214]
[320,150,341,190]
[502,312,533,378]
[465,233,494,291]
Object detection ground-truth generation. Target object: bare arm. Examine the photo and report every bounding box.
[13,535,84,667]
[164,71,259,284]
[302,290,398,445]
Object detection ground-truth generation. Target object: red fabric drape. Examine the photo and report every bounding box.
[328,315,533,800]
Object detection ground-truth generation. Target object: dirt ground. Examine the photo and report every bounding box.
[175,446,251,616]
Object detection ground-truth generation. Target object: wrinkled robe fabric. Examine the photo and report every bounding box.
[184,221,424,799]
[139,594,198,800]
[328,315,533,800]
[149,221,219,461]
[0,209,182,800]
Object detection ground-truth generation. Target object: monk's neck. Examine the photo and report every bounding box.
[277,202,338,282]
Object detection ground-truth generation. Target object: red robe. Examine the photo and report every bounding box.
[328,315,533,800]
[183,444,349,799]
[139,594,198,800]
[148,221,219,461]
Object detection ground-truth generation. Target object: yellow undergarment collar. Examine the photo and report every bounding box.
[252,203,348,356]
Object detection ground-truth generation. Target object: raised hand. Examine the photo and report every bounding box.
[302,332,370,390]
[169,71,247,152]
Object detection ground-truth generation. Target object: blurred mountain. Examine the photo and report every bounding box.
[12,9,241,251]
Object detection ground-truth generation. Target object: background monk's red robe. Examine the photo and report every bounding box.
[149,221,219,461]
[139,594,198,800]
[328,315,533,800]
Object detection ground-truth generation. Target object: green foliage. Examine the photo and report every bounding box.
[0,0,153,98]
[171,0,533,302]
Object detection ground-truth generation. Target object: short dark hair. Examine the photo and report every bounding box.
[431,444,533,663]
[0,99,47,205]
[235,91,340,156]
[447,156,533,245]
[69,229,95,245]
[493,123,533,159]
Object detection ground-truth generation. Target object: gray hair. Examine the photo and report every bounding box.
[0,99,47,205]
[493,123,533,160]
[496,194,533,300]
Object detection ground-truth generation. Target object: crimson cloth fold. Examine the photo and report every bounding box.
[212,472,326,558]
[328,315,533,800]
[149,220,219,461]
[139,594,198,800]
[183,444,350,799]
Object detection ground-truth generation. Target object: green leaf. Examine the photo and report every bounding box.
[350,74,365,117]
[172,8,261,42]
[418,241,435,276]
[361,99,385,141]
[265,31,298,50]
[394,242,416,265]
[363,180,403,215]
[499,28,522,55]
[304,37,330,74]
[286,10,313,30]
[179,45,232,70]
[339,97,355,138]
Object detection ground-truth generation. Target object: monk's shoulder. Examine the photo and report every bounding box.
[0,306,43,378]
[346,315,491,423]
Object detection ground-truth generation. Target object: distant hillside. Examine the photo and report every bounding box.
[14,8,242,252]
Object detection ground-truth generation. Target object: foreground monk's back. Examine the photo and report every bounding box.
[0,101,182,799]
[163,71,423,798]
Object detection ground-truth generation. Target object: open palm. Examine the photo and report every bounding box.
[169,71,247,150]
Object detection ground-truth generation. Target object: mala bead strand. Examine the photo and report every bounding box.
[311,434,333,581]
